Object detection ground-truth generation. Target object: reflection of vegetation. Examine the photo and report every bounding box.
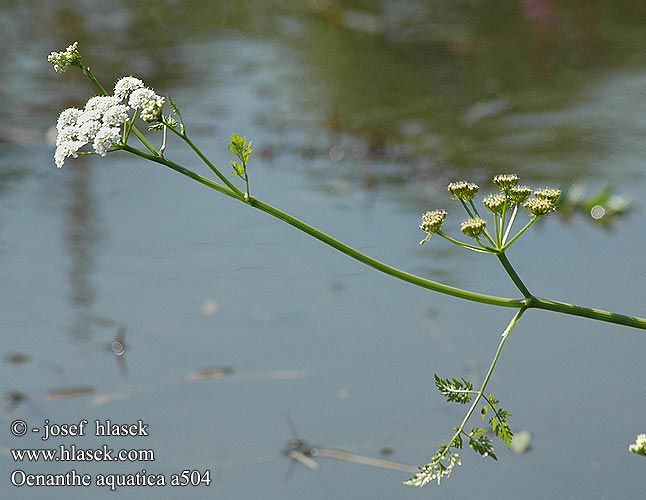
[293,1,646,178]
[0,166,27,196]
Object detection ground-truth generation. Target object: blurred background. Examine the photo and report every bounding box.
[1,1,645,498]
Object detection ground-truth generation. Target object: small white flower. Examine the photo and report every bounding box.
[56,107,82,131]
[128,88,158,109]
[78,109,103,124]
[102,104,130,127]
[78,120,102,142]
[85,95,120,115]
[54,140,86,168]
[56,125,80,146]
[114,76,144,102]
[93,126,121,156]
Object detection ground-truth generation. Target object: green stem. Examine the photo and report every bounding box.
[502,205,519,245]
[528,296,646,330]
[501,216,537,251]
[123,145,520,306]
[497,252,532,298]
[166,126,244,197]
[465,200,497,249]
[121,146,646,332]
[121,145,241,200]
[447,308,525,449]
[249,197,522,307]
[437,231,496,254]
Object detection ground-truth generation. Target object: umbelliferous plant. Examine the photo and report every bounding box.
[49,42,645,489]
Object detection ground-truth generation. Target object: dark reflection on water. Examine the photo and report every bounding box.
[64,161,101,339]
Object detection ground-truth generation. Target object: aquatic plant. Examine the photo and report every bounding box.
[49,42,645,489]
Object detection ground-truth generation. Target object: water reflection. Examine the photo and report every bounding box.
[64,161,100,340]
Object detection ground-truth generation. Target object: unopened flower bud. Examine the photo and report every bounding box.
[483,193,507,214]
[460,217,487,238]
[508,185,531,203]
[420,210,447,235]
[492,174,519,191]
[523,197,555,216]
[447,181,479,201]
[534,188,561,203]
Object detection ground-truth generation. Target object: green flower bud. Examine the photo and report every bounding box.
[492,174,519,191]
[483,193,507,214]
[460,217,487,238]
[534,187,561,203]
[523,197,555,216]
[48,42,82,73]
[508,185,532,203]
[447,181,479,201]
[420,209,447,235]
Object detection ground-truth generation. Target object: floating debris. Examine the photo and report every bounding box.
[185,366,234,382]
[44,386,94,400]
[6,391,27,411]
[90,391,131,406]
[4,353,29,365]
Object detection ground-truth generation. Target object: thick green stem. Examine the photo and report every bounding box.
[497,252,532,298]
[248,197,523,307]
[527,296,646,330]
[121,145,241,200]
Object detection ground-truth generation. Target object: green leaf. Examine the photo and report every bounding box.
[167,95,180,115]
[148,121,164,131]
[231,160,245,177]
[229,133,253,162]
[468,435,497,460]
[434,374,473,404]
[490,409,513,447]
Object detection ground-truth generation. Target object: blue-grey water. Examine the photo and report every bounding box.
[1,1,645,499]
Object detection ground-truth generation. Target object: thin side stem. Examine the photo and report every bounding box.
[501,216,537,251]
[502,205,519,245]
[166,126,244,197]
[447,308,525,448]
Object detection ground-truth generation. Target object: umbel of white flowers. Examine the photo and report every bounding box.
[52,74,164,168]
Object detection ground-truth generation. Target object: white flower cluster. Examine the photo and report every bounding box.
[629,433,646,456]
[54,76,165,168]
[47,41,81,73]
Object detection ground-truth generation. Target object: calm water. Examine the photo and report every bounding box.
[1,1,645,499]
